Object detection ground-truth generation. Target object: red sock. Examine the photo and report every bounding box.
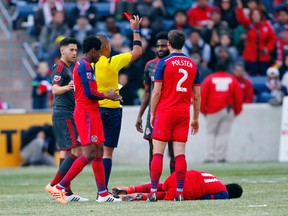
[175,154,187,196]
[92,156,108,197]
[58,155,90,189]
[50,158,65,186]
[150,153,163,193]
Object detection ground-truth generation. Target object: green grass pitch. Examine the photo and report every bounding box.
[0,162,287,216]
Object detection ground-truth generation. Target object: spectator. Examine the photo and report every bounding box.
[38,10,71,61]
[110,32,127,56]
[202,7,230,48]
[214,34,239,71]
[214,46,234,74]
[162,0,195,19]
[169,10,192,37]
[47,35,65,68]
[33,0,66,38]
[182,29,212,81]
[97,15,121,39]
[186,0,214,30]
[113,0,137,21]
[273,8,288,38]
[236,1,277,76]
[216,0,238,29]
[276,25,288,66]
[138,16,156,48]
[70,15,94,44]
[233,61,254,103]
[20,124,56,166]
[32,61,52,109]
[69,0,98,28]
[279,54,288,80]
[257,67,287,106]
[136,0,165,30]
[232,24,246,56]
[201,60,243,163]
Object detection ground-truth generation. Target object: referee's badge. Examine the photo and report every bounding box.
[91,135,98,142]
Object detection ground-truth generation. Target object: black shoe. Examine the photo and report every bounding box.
[146,193,158,202]
[174,194,184,201]
[122,193,143,201]
[109,191,120,199]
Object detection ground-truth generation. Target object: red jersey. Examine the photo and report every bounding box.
[236,8,277,62]
[154,53,200,117]
[201,71,243,116]
[186,5,213,28]
[236,77,254,103]
[162,170,227,200]
[73,58,105,110]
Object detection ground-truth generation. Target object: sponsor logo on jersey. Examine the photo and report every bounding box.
[53,75,61,82]
[204,178,219,183]
[91,135,98,143]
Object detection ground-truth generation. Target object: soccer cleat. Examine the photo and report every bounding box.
[45,183,53,194]
[174,194,185,201]
[50,186,67,204]
[122,193,143,201]
[65,194,89,202]
[146,193,158,202]
[112,186,134,195]
[97,194,122,202]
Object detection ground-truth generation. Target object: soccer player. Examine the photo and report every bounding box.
[135,32,175,173]
[113,169,243,201]
[50,36,122,203]
[45,37,88,202]
[93,15,142,189]
[148,30,201,202]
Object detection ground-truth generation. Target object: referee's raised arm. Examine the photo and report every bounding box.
[128,15,143,63]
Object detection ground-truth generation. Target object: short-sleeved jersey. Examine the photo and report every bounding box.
[73,58,105,110]
[155,53,200,117]
[51,60,75,116]
[144,58,159,122]
[162,170,227,200]
[91,53,132,108]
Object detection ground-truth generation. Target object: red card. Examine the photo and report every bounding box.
[123,12,132,21]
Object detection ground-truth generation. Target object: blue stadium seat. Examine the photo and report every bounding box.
[250,75,266,93]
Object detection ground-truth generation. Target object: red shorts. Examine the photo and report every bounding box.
[152,114,189,142]
[74,108,105,145]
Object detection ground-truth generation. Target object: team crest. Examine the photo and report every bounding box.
[86,72,92,79]
[53,75,61,82]
[91,135,98,143]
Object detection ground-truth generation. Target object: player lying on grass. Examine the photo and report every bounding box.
[112,170,243,201]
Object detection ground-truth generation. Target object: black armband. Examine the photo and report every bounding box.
[133,40,142,47]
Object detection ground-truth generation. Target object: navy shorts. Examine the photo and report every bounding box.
[99,107,122,148]
[52,117,81,150]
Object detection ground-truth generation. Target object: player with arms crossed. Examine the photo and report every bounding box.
[113,170,243,201]
[45,37,88,202]
[148,30,201,202]
[50,36,122,204]
[93,15,142,189]
[135,31,175,173]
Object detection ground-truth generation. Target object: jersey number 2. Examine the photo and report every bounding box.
[176,68,188,92]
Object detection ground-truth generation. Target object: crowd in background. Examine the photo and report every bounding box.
[7,0,288,109]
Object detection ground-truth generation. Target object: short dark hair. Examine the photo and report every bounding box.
[226,183,243,199]
[156,31,168,41]
[215,60,228,71]
[168,30,186,50]
[59,37,78,48]
[82,36,102,54]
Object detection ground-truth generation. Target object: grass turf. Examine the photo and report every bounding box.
[0,162,287,216]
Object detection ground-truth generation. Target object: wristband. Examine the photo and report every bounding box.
[133,40,142,47]
[133,29,140,33]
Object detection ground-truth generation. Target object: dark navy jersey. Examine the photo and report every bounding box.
[51,60,75,116]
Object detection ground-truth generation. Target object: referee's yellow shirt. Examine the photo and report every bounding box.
[91,53,132,108]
